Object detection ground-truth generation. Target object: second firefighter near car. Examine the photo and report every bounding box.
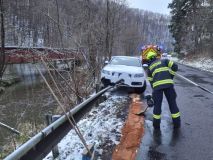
[101,56,147,93]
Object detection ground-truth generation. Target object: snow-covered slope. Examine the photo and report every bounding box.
[44,94,129,160]
[171,57,213,73]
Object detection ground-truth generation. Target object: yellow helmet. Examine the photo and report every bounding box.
[146,51,157,60]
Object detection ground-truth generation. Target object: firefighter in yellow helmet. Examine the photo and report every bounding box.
[146,51,181,129]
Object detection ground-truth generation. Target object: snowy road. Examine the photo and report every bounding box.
[137,64,213,160]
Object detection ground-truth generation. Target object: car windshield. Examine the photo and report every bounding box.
[110,57,141,67]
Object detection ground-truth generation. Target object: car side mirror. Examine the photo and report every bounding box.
[143,64,148,68]
[105,61,109,65]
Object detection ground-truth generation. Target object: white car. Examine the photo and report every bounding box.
[161,53,171,60]
[101,56,146,92]
[161,53,168,59]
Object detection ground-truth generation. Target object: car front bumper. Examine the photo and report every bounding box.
[101,72,146,88]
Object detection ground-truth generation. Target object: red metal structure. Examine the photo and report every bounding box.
[2,46,83,64]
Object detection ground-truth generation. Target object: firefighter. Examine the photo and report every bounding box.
[146,51,181,129]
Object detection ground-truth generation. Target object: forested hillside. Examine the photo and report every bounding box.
[169,0,213,57]
[1,0,172,57]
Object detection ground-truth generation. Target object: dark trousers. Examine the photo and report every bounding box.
[152,86,180,127]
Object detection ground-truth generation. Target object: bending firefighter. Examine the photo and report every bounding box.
[146,52,181,129]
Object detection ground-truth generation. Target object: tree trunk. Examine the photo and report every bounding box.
[0,0,5,80]
[105,0,110,60]
[55,0,64,49]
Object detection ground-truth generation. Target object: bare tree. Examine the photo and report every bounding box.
[0,0,5,79]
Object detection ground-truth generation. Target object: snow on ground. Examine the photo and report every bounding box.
[171,57,213,73]
[44,93,129,160]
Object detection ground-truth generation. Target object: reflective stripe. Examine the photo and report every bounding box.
[152,67,169,77]
[153,114,161,119]
[149,61,161,70]
[153,79,174,88]
[168,61,174,68]
[171,112,180,118]
[148,77,153,81]
[170,70,176,75]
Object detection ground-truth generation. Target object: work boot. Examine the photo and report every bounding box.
[153,124,160,130]
[174,123,181,129]
[173,118,181,129]
[153,120,160,130]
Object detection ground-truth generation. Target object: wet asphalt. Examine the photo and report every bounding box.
[136,64,213,160]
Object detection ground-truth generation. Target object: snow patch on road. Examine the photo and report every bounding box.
[44,94,129,160]
[171,57,213,73]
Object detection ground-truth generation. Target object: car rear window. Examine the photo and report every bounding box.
[110,57,141,67]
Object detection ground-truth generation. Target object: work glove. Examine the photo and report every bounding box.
[145,95,154,107]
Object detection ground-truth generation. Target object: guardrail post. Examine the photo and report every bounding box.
[95,83,99,93]
[45,114,60,158]
[95,83,100,106]
[82,144,95,160]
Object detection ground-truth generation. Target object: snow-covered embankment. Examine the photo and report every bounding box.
[44,93,129,160]
[172,57,213,73]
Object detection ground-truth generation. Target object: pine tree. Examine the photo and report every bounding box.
[169,0,213,57]
[169,0,188,56]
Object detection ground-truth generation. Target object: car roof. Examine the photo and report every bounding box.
[111,56,140,59]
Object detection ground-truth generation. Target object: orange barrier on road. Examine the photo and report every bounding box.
[112,94,145,160]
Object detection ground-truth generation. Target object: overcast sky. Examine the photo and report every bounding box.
[127,0,172,15]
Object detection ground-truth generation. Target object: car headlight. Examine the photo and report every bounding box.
[134,73,144,78]
[102,70,111,75]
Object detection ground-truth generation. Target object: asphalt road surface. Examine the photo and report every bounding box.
[136,64,213,160]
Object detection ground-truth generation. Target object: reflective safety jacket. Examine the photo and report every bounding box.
[147,59,178,90]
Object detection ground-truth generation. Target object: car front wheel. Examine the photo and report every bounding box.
[101,78,111,88]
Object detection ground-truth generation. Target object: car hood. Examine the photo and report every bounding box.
[103,65,144,74]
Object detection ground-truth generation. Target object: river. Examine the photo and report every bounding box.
[0,63,57,157]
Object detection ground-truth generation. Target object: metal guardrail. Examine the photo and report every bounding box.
[176,73,213,95]
[5,86,112,160]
